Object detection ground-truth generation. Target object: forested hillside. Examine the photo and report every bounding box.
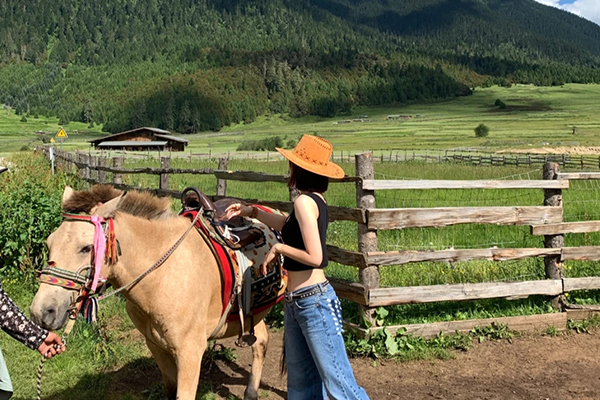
[1,0,599,133]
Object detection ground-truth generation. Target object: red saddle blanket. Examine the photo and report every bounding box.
[182,206,287,322]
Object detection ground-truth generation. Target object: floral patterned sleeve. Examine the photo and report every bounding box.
[0,283,48,350]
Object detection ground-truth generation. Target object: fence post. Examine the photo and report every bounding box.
[89,155,97,183]
[356,152,380,327]
[113,157,123,185]
[97,156,106,183]
[216,157,228,197]
[543,162,564,309]
[160,157,170,192]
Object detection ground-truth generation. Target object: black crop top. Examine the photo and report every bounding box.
[280,192,328,271]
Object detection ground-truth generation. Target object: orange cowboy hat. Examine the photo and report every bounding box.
[276,134,345,179]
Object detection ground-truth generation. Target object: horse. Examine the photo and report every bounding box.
[30,185,277,400]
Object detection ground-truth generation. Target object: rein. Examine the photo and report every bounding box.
[35,209,202,400]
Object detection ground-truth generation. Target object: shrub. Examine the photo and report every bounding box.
[474,123,490,137]
[20,116,27,122]
[237,136,284,151]
[0,153,82,279]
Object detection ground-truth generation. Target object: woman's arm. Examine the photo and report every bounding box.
[261,195,324,272]
[0,283,65,358]
[0,283,48,350]
[223,203,287,231]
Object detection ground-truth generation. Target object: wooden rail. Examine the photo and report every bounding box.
[531,221,600,236]
[377,313,568,338]
[367,247,561,266]
[362,179,569,190]
[557,172,600,180]
[367,206,563,230]
[368,280,563,307]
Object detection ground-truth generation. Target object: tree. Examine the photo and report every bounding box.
[474,123,489,137]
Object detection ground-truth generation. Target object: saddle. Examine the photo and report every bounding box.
[180,187,287,347]
[181,187,262,250]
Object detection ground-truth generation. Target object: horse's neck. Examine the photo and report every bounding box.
[107,214,220,309]
[108,214,184,289]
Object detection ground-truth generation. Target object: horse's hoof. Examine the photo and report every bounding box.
[235,334,257,347]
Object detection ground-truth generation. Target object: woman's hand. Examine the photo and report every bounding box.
[260,243,283,276]
[37,331,65,359]
[222,203,254,220]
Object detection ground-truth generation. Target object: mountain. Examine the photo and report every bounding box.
[1,0,599,133]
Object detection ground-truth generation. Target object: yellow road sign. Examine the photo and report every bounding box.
[56,127,68,138]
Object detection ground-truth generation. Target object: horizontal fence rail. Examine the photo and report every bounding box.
[362,179,569,190]
[367,206,563,230]
[43,148,600,339]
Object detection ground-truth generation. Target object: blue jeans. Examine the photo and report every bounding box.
[284,281,369,400]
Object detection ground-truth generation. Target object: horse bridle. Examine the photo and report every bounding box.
[38,213,118,333]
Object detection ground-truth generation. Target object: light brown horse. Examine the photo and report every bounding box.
[30,185,272,400]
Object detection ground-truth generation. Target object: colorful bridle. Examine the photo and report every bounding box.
[38,213,119,321]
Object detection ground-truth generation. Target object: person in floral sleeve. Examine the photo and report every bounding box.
[0,282,65,399]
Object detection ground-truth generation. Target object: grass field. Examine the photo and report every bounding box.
[2,84,600,156]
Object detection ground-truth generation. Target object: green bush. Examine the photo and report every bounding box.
[20,116,27,122]
[237,136,284,151]
[474,123,490,137]
[494,99,506,108]
[0,153,81,279]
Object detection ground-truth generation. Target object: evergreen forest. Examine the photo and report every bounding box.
[1,0,600,134]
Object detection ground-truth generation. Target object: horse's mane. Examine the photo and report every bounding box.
[62,185,173,219]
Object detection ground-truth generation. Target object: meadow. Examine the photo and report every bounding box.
[2,84,600,157]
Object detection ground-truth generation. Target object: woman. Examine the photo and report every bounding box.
[224,134,369,400]
[0,282,65,399]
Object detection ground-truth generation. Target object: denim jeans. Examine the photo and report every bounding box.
[284,281,369,400]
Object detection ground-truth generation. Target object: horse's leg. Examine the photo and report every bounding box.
[146,340,178,399]
[173,338,207,400]
[244,319,269,400]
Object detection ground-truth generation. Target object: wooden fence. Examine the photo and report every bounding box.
[44,148,600,338]
[83,148,600,169]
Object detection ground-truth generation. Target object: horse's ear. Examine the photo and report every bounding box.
[93,192,127,219]
[62,186,75,205]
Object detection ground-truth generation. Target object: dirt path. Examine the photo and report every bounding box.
[205,330,600,400]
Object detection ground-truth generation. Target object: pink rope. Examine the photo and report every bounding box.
[90,216,106,292]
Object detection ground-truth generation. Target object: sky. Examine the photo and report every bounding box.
[533,0,600,26]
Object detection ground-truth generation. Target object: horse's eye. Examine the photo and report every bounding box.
[80,245,93,254]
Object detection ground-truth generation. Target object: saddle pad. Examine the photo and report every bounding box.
[182,206,287,320]
[182,210,237,315]
[227,220,287,321]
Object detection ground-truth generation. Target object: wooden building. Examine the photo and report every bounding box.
[89,127,189,152]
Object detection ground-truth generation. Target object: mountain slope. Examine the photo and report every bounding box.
[1,0,599,134]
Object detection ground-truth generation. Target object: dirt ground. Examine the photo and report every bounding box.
[202,329,600,400]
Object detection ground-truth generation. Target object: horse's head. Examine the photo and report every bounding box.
[30,185,124,330]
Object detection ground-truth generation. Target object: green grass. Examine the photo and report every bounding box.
[2,84,600,156]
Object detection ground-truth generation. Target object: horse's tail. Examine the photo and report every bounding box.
[280,331,287,376]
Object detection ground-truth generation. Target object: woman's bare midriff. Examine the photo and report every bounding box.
[286,269,328,293]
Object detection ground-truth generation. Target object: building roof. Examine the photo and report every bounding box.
[154,134,189,144]
[97,141,168,147]
[89,127,173,144]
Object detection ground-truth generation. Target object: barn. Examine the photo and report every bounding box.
[89,127,189,152]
